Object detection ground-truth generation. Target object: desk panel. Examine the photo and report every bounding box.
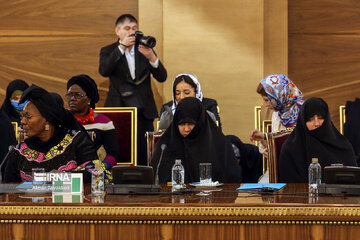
[0,184,360,240]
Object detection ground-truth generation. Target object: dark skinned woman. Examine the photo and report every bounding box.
[3,85,107,183]
[66,75,119,169]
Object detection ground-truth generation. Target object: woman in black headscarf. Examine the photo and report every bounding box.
[2,85,104,183]
[0,111,17,180]
[279,97,357,183]
[226,135,263,183]
[151,97,241,183]
[66,74,119,169]
[1,79,29,124]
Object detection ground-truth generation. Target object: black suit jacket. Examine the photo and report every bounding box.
[99,41,167,119]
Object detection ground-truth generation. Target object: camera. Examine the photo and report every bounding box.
[133,31,156,48]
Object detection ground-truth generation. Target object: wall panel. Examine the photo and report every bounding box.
[289,0,360,129]
[0,0,138,107]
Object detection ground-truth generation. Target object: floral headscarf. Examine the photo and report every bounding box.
[171,73,203,114]
[261,74,304,127]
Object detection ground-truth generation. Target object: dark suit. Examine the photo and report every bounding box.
[99,41,167,165]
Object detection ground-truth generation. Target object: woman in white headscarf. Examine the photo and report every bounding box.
[158,73,221,130]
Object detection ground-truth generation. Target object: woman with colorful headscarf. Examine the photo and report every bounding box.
[250,74,304,155]
[279,97,356,183]
[158,73,221,130]
[2,85,107,183]
[66,75,119,169]
[0,79,29,124]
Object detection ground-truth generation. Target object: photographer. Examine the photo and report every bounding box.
[99,14,167,166]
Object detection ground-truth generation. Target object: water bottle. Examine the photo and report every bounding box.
[91,162,104,195]
[308,158,321,196]
[172,159,184,192]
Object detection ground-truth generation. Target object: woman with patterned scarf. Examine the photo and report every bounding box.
[250,74,304,153]
[3,85,111,183]
[249,74,304,182]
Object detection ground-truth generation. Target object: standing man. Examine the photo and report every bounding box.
[99,14,167,166]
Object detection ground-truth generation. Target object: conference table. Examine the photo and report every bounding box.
[0,183,360,240]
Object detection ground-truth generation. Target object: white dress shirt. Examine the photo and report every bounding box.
[118,41,159,80]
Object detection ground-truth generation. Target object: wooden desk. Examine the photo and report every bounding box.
[1,184,360,240]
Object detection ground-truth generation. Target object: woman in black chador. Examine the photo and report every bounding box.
[279,97,357,183]
[0,79,29,124]
[151,97,241,183]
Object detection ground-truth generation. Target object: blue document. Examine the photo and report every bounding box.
[237,183,286,191]
[16,182,33,189]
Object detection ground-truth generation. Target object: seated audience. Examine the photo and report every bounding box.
[1,79,29,124]
[151,97,241,183]
[3,85,107,183]
[66,75,119,169]
[158,73,221,130]
[279,97,357,183]
[250,74,304,156]
[226,135,263,183]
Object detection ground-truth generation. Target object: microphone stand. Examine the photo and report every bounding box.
[154,144,166,186]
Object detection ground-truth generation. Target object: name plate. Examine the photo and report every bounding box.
[52,193,83,203]
[34,172,83,193]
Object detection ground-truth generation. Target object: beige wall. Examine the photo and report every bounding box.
[140,0,287,142]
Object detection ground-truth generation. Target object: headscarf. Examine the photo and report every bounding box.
[226,135,263,183]
[278,97,357,183]
[170,73,203,114]
[151,97,241,183]
[50,92,64,107]
[20,85,82,131]
[66,74,99,109]
[261,74,304,127]
[0,79,29,123]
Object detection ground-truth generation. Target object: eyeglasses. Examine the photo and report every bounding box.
[65,93,87,99]
[20,113,33,121]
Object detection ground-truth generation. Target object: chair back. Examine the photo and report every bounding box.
[94,107,137,165]
[146,131,165,165]
[11,122,19,142]
[265,130,293,183]
[339,105,346,134]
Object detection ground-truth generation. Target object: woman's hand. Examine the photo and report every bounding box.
[250,129,265,142]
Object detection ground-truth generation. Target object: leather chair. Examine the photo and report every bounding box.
[265,130,292,183]
[145,130,165,166]
[94,107,137,165]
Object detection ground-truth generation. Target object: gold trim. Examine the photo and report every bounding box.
[94,107,138,166]
[1,206,360,218]
[339,105,346,135]
[254,106,261,131]
[11,122,18,142]
[0,219,359,225]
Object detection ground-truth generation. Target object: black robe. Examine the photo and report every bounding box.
[344,98,360,165]
[279,97,357,183]
[226,135,263,183]
[0,111,17,178]
[151,97,241,183]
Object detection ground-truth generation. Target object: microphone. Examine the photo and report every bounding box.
[154,144,166,186]
[0,145,15,183]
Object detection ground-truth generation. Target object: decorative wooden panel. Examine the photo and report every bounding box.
[0,0,138,107]
[289,0,360,129]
